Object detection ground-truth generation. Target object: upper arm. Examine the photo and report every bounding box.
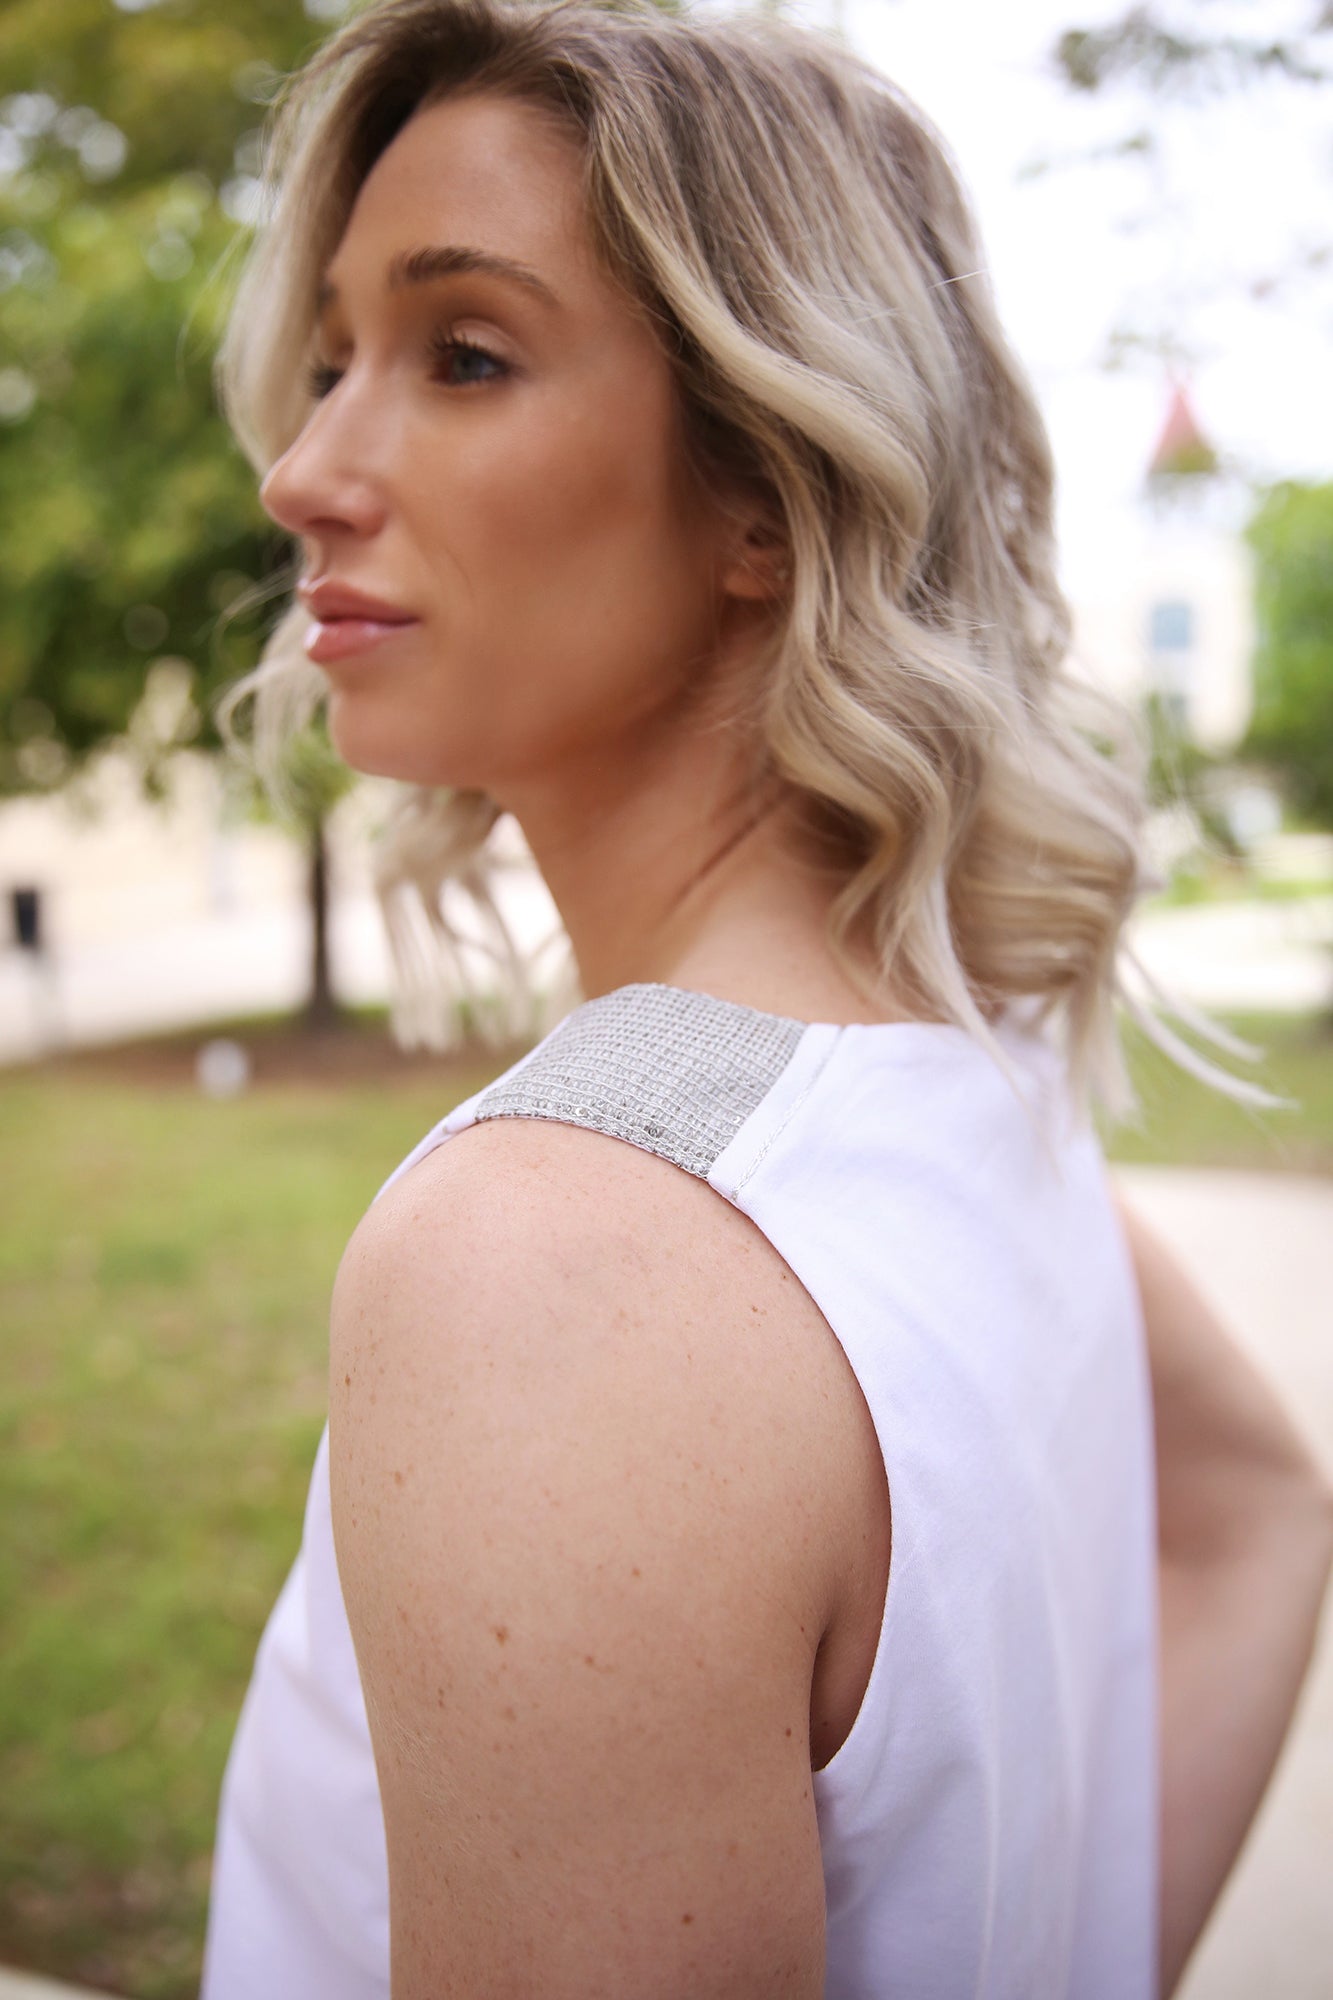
[1109,1181,1331,1561]
[329,1119,829,2000]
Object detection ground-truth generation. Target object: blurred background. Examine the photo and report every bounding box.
[1,2,1331,1996]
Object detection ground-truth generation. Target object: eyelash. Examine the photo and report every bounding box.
[303,329,508,401]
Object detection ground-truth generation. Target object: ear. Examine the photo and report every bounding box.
[719,509,792,605]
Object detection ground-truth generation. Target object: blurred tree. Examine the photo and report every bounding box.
[1240,481,1333,833]
[255,717,358,1029]
[1041,2,1332,371]
[1055,5,1330,94]
[0,0,358,1024]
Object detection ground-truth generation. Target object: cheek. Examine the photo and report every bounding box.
[428,385,717,725]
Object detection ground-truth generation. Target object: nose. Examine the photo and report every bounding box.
[259,388,389,545]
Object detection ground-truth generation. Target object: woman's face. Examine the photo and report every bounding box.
[261,90,756,798]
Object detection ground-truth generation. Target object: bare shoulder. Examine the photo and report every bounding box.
[327,1115,858,1998]
[331,1112,852,1615]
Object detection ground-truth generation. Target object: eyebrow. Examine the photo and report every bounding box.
[315,243,560,318]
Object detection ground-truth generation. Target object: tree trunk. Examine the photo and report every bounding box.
[305,812,338,1032]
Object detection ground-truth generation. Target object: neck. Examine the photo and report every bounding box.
[495,729,903,1027]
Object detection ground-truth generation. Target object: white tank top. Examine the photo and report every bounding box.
[202,981,1160,2000]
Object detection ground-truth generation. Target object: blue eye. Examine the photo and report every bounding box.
[302,335,508,402]
[427,331,508,386]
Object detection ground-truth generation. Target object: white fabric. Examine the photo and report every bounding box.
[203,996,1159,2000]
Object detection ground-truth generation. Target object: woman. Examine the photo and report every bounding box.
[201,3,1333,1995]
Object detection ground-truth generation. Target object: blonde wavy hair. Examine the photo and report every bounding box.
[215,0,1276,1128]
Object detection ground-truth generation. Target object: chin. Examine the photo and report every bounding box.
[326,693,476,790]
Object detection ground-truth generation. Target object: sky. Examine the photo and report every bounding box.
[702,0,1333,593]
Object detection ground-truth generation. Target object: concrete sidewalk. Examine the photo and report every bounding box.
[3,1167,1331,1999]
[0,1972,112,2000]
[1118,1167,1333,2000]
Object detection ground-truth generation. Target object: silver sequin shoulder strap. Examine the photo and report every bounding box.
[467,982,807,1180]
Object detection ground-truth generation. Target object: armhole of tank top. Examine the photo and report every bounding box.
[709,1021,907,1797]
[370,1033,557,1206]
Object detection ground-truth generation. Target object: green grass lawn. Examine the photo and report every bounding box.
[1,1009,1330,1998]
[0,1053,497,1999]
[1100,1009,1333,1175]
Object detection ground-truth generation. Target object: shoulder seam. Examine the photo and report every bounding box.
[731,1026,846,1198]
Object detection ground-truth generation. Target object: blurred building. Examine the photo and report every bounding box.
[1067,381,1257,755]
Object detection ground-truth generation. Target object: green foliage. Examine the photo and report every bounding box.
[1241,481,1333,831]
[1055,6,1330,96]
[1140,689,1244,861]
[0,3,339,200]
[251,710,357,838]
[0,180,260,788]
[0,1,355,794]
[1142,686,1204,808]
[1147,438,1219,480]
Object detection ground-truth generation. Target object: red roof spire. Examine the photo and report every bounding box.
[1148,381,1219,479]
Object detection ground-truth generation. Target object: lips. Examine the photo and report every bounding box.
[299,578,420,665]
[299,578,417,623]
